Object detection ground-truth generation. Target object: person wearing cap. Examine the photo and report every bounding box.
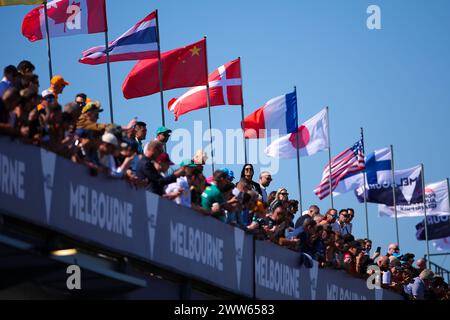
[165,160,202,208]
[155,126,172,144]
[136,142,185,195]
[47,75,69,102]
[97,132,134,178]
[404,269,434,300]
[75,101,109,133]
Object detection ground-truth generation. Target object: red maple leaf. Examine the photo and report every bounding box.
[47,1,81,32]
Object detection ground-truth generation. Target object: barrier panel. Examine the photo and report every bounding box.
[0,137,401,299]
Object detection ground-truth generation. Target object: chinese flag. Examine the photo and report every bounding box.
[122,39,208,99]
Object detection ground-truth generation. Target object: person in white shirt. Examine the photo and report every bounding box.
[0,65,18,97]
[258,171,272,203]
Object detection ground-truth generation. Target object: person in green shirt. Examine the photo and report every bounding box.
[201,170,239,222]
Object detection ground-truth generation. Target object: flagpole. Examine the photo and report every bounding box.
[361,127,370,239]
[390,144,400,247]
[294,86,303,214]
[204,36,214,173]
[422,164,431,269]
[238,57,247,164]
[43,1,53,80]
[155,10,165,127]
[326,106,334,209]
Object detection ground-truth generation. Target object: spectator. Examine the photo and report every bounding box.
[0,65,18,97]
[75,93,88,108]
[17,60,35,75]
[258,171,272,202]
[201,170,239,222]
[386,243,401,258]
[295,204,320,229]
[332,209,353,236]
[240,163,261,192]
[97,132,135,178]
[267,191,277,206]
[134,121,147,154]
[404,269,434,300]
[155,126,172,144]
[21,74,39,94]
[137,145,184,195]
[320,208,338,226]
[165,160,199,208]
[47,75,69,102]
[415,258,427,276]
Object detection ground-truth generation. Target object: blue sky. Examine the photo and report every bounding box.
[1,0,449,269]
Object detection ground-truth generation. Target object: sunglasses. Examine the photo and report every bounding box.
[263,176,272,180]
[245,167,253,171]
[280,192,289,196]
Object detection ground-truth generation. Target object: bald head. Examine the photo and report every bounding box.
[416,258,426,270]
[144,140,164,160]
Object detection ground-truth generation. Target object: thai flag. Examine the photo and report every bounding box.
[79,11,158,65]
[242,92,298,139]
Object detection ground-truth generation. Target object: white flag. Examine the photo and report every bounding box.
[378,180,450,218]
[264,108,328,158]
[433,237,450,251]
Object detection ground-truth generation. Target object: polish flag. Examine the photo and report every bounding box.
[22,0,107,42]
[242,92,297,139]
[168,58,242,120]
[264,108,329,158]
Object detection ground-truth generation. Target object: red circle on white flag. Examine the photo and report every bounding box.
[288,125,310,149]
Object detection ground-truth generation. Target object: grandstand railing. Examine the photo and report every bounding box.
[0,136,402,300]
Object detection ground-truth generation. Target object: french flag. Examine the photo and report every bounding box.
[79,11,158,65]
[242,92,298,139]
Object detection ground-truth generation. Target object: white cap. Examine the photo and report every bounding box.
[101,132,119,147]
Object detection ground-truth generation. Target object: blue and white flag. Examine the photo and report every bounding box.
[356,165,423,206]
[79,11,158,65]
[332,147,392,197]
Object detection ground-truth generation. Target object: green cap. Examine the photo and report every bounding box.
[156,126,172,135]
[179,159,197,167]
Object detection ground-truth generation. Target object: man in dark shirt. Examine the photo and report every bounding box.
[136,140,185,195]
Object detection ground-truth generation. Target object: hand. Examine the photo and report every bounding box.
[174,167,185,177]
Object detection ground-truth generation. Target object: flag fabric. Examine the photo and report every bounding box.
[79,11,158,65]
[122,39,207,99]
[264,108,328,158]
[356,165,423,206]
[416,215,450,241]
[332,147,392,197]
[379,180,450,218]
[0,0,42,5]
[314,139,365,200]
[168,58,242,120]
[242,92,297,139]
[433,237,450,251]
[22,0,107,42]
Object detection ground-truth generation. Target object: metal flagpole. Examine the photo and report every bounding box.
[361,127,370,239]
[326,107,334,209]
[155,10,165,127]
[294,86,303,214]
[390,144,400,247]
[238,57,247,164]
[421,164,431,269]
[43,1,53,80]
[104,31,114,123]
[204,36,214,173]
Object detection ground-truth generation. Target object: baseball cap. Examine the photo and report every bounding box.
[155,152,174,165]
[101,132,119,147]
[179,159,196,167]
[219,168,235,181]
[51,75,69,86]
[156,126,172,135]
[82,101,103,114]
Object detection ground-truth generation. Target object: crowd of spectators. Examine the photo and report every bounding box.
[0,62,448,300]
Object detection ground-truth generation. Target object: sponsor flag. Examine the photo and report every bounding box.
[79,11,158,65]
[122,38,207,99]
[22,0,107,42]
[242,92,297,139]
[0,0,42,5]
[416,215,450,241]
[355,165,423,206]
[264,108,328,158]
[380,180,450,218]
[314,139,365,200]
[168,58,242,120]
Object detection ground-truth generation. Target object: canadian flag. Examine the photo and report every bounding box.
[22,0,107,42]
[168,58,242,120]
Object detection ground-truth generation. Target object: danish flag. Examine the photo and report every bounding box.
[168,58,242,120]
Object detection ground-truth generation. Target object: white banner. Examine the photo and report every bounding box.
[378,180,450,218]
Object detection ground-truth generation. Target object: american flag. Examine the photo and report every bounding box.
[314,139,365,200]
